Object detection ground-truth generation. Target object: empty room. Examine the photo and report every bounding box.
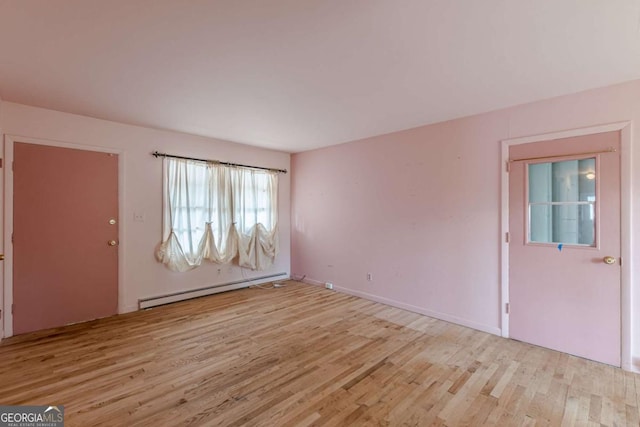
[1,1,640,425]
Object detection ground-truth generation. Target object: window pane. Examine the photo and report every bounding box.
[527,157,596,246]
[529,158,595,203]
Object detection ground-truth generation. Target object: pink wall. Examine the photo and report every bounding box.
[292,111,506,333]
[291,79,640,364]
[0,101,291,315]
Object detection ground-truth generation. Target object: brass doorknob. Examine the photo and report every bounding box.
[108,240,117,246]
[603,256,616,265]
[0,254,4,261]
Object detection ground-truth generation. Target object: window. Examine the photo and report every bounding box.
[527,157,596,246]
[157,158,279,272]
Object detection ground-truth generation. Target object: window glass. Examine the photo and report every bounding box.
[528,158,596,246]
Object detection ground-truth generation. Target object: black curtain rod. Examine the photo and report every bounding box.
[152,151,287,174]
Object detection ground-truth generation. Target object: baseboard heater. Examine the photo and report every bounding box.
[138,272,289,309]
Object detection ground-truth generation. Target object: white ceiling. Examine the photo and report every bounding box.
[1,1,639,153]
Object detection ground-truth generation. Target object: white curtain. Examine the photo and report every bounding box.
[156,158,279,272]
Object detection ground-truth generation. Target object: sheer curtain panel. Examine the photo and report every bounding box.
[156,158,279,272]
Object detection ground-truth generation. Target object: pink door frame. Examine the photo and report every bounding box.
[2,135,124,338]
[500,121,633,371]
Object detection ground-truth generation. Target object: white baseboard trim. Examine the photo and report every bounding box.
[139,272,289,309]
[297,276,501,336]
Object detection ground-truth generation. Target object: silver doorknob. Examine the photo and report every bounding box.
[108,240,117,246]
[603,256,616,265]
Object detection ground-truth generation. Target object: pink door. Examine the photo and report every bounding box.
[509,131,621,366]
[13,142,119,335]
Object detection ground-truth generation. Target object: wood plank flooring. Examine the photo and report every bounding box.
[1,281,639,426]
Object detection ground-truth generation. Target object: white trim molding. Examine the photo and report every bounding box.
[500,121,632,371]
[298,276,502,336]
[138,273,288,309]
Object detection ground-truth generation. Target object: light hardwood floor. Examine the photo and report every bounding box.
[1,281,639,426]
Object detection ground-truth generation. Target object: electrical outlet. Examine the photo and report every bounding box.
[133,212,145,222]
[366,273,373,282]
[325,282,334,290]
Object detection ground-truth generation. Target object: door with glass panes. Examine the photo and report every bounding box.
[509,131,620,366]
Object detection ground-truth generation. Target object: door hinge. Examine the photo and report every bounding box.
[506,161,511,172]
[505,232,510,243]
[11,233,14,244]
[619,257,623,267]
[505,303,510,314]
[0,158,3,168]
[11,304,14,314]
